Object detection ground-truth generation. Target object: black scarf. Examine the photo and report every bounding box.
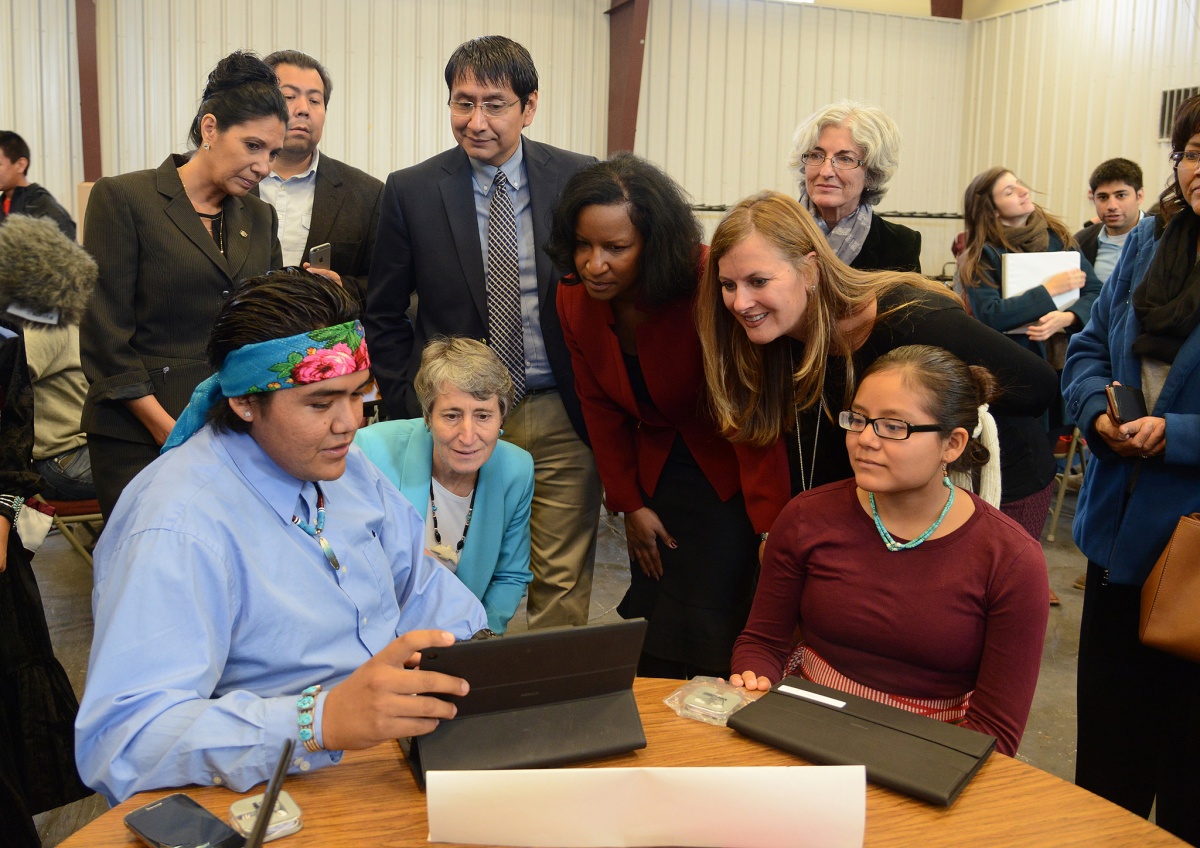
[1132,207,1200,363]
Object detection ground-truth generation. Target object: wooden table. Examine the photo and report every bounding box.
[62,678,1184,847]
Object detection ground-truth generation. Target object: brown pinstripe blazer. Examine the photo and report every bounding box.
[80,154,281,443]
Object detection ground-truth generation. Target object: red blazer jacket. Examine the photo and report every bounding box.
[557,282,787,533]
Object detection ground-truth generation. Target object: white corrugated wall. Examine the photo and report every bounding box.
[4,0,1199,265]
[964,0,1199,234]
[0,0,82,226]
[92,0,610,182]
[633,0,970,273]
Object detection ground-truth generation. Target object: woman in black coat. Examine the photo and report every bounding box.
[80,51,287,516]
[787,100,922,274]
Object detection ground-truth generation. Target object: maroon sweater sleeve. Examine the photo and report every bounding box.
[731,479,1048,756]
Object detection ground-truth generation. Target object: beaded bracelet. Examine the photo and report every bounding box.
[0,494,25,520]
[296,684,323,753]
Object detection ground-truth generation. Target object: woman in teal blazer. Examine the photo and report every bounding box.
[355,338,533,633]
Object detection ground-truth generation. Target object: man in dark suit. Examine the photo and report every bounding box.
[367,36,601,629]
[260,51,383,305]
[1073,158,1144,285]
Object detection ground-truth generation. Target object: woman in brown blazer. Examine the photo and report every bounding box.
[81,51,287,516]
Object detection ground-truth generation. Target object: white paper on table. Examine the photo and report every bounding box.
[426,766,865,848]
[1001,252,1081,333]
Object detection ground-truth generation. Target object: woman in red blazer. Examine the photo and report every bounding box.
[548,153,787,678]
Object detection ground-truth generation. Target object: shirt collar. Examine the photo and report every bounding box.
[1099,210,1144,245]
[265,148,321,185]
[219,427,313,525]
[469,139,525,195]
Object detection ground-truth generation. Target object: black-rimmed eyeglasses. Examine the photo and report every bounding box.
[448,99,520,118]
[838,410,943,440]
[799,151,866,171]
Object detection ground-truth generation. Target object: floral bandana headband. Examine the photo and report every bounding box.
[161,320,370,452]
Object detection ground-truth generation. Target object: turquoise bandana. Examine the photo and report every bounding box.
[162,320,369,452]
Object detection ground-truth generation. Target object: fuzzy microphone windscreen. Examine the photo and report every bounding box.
[0,213,98,327]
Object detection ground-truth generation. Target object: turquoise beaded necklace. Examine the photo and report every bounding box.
[869,474,955,552]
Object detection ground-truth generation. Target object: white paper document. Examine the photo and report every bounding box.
[426,766,866,848]
[1001,251,1081,317]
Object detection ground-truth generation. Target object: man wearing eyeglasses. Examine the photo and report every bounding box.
[366,36,601,629]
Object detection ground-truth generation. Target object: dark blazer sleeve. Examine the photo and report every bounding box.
[851,215,922,274]
[893,293,1059,417]
[306,155,383,307]
[967,245,1058,331]
[1073,223,1101,267]
[365,167,421,420]
[967,238,1102,332]
[79,160,280,442]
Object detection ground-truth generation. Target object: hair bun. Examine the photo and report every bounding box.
[202,50,276,100]
[967,364,998,406]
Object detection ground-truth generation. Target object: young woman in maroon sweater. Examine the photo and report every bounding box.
[730,345,1049,756]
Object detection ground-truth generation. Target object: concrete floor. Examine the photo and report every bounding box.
[33,495,1088,846]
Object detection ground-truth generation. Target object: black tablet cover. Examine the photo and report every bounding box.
[727,675,995,806]
[402,619,648,788]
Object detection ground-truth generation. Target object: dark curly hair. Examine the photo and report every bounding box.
[545,152,702,307]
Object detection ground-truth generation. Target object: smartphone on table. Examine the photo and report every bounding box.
[124,793,245,848]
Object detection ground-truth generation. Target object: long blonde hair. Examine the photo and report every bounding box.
[696,190,954,447]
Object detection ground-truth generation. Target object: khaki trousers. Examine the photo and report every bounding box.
[502,390,601,628]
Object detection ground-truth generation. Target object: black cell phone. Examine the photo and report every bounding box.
[1106,383,1147,424]
[124,792,245,848]
[307,242,332,270]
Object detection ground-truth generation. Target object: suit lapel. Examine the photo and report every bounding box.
[223,195,253,280]
[306,157,346,255]
[440,151,489,322]
[523,138,556,307]
[158,162,232,280]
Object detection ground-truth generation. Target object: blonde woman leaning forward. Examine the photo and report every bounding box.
[696,190,1057,509]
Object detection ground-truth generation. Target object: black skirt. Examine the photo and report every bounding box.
[1,532,92,843]
[617,437,759,677]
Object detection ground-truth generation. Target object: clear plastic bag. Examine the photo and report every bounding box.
[663,676,756,727]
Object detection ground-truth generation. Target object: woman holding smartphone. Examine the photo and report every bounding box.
[1062,94,1200,845]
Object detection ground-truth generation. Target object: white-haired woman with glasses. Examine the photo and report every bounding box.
[788,100,922,273]
[730,346,1049,757]
[355,337,534,634]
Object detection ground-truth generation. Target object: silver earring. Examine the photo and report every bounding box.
[203,142,211,150]
[499,428,505,435]
[809,285,818,294]
[243,412,251,419]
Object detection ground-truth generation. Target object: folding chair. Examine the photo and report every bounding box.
[1045,428,1087,544]
[34,495,104,566]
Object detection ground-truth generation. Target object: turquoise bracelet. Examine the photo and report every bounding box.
[296,684,323,753]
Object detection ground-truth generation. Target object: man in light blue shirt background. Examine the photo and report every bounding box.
[75,270,486,804]
[1074,158,1144,285]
